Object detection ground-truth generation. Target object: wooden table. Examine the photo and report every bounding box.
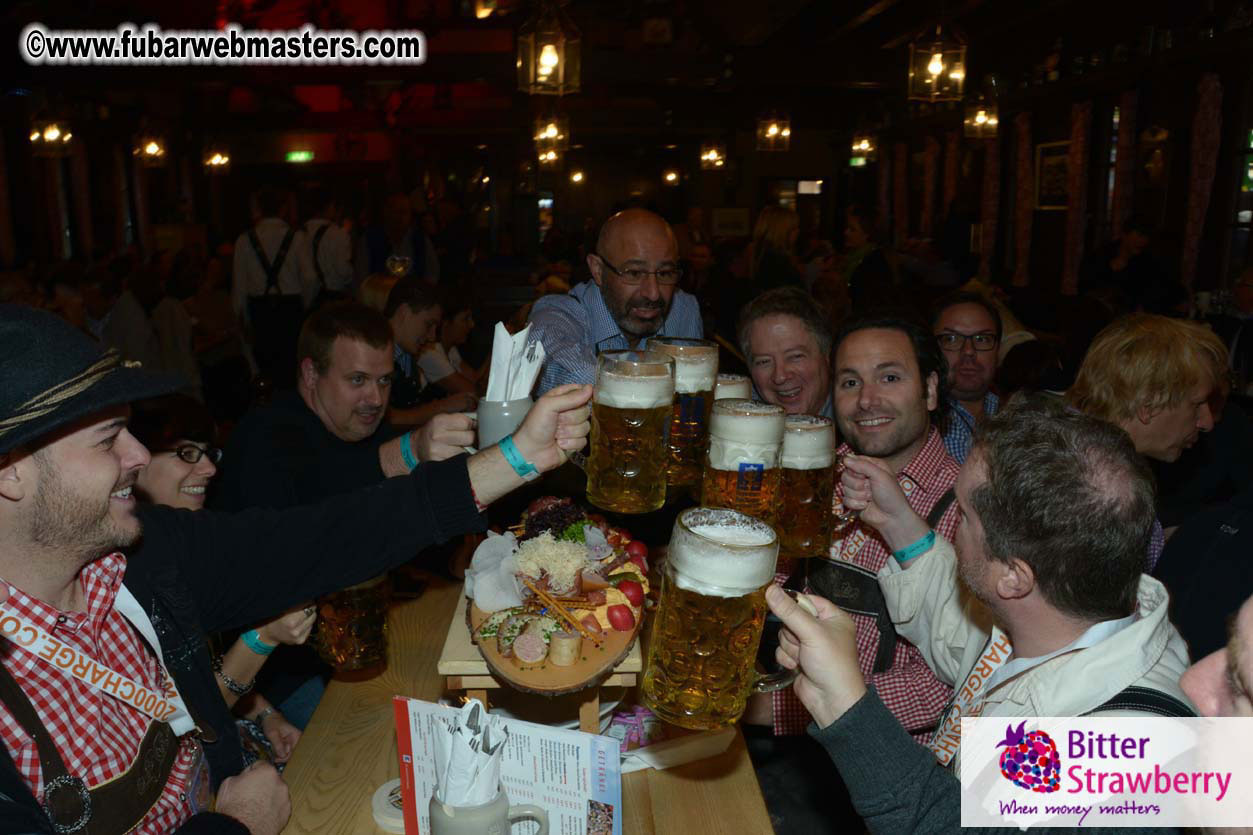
[282,576,775,835]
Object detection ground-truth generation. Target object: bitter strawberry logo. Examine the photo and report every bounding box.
[997,721,1061,793]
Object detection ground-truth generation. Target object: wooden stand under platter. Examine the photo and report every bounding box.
[437,591,642,733]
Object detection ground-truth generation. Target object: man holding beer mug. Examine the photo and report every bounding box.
[529,209,703,395]
[0,304,592,835]
[763,397,1194,833]
[758,315,962,740]
[738,287,834,419]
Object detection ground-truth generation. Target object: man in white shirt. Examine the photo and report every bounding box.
[232,187,316,316]
[302,188,353,298]
[232,187,317,388]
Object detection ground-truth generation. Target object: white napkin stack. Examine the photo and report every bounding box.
[433,699,508,806]
[485,323,545,402]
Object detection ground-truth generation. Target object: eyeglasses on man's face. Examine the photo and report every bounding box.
[165,443,223,465]
[936,331,998,352]
[595,253,683,286]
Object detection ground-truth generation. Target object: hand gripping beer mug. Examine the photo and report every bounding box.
[714,373,752,401]
[700,399,785,526]
[779,415,836,564]
[586,350,676,514]
[641,508,796,729]
[650,338,718,490]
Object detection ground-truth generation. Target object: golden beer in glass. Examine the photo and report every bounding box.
[700,399,785,525]
[651,338,718,490]
[779,415,836,564]
[313,574,390,681]
[714,373,752,400]
[586,350,675,514]
[641,507,794,729]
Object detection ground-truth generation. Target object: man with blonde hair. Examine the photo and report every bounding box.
[1066,313,1227,463]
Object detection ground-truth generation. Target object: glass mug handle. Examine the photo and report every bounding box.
[507,804,548,835]
[750,590,819,694]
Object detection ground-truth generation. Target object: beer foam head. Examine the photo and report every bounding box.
[594,353,675,409]
[670,507,779,596]
[714,373,752,400]
[782,415,835,469]
[707,399,785,469]
[652,340,718,394]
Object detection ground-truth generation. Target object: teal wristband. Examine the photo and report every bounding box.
[892,529,936,565]
[241,629,276,656]
[499,434,539,481]
[400,431,419,472]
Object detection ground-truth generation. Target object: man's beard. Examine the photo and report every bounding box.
[609,295,667,339]
[28,460,140,562]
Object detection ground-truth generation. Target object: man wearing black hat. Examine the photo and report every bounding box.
[0,305,591,835]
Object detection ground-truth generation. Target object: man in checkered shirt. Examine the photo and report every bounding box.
[0,305,594,835]
[750,313,962,740]
[931,291,1002,466]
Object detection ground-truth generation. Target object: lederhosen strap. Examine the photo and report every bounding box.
[0,663,179,834]
[1086,686,1197,718]
[310,224,330,290]
[247,227,297,296]
[809,487,957,677]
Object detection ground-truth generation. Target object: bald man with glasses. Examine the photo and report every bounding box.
[529,209,703,394]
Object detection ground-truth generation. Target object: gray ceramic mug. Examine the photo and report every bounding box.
[477,397,533,449]
[428,788,548,835]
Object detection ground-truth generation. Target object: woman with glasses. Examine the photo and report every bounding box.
[130,394,314,769]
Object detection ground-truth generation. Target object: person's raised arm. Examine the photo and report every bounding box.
[840,454,931,558]
[377,412,477,475]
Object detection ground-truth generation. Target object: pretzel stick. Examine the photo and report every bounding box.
[521,578,603,646]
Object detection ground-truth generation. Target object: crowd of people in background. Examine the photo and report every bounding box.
[2,181,1253,834]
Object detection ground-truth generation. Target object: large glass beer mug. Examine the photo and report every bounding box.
[313,574,391,681]
[650,338,718,490]
[641,508,795,729]
[779,415,836,565]
[700,399,785,525]
[714,373,752,401]
[586,350,675,514]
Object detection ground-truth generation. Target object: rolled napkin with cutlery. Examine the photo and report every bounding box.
[476,323,546,449]
[430,699,548,835]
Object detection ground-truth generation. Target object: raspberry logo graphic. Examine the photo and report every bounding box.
[997,721,1061,793]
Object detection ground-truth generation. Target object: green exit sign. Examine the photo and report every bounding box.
[849,156,868,167]
[286,150,314,163]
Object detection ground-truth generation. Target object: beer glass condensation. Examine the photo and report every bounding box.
[586,351,675,514]
[779,415,836,564]
[641,508,795,729]
[651,338,718,490]
[714,373,752,401]
[700,399,785,525]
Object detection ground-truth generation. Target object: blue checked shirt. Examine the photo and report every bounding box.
[528,281,703,395]
[940,391,999,465]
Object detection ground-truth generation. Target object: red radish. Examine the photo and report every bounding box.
[606,604,635,632]
[616,580,644,608]
[627,552,648,573]
[626,540,648,560]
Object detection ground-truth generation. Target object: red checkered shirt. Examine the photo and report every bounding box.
[0,554,200,833]
[774,426,962,739]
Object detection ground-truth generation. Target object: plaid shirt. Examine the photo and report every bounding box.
[774,426,962,737]
[0,555,199,833]
[940,392,999,465]
[528,280,703,395]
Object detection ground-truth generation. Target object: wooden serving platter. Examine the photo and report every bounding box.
[464,599,642,696]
